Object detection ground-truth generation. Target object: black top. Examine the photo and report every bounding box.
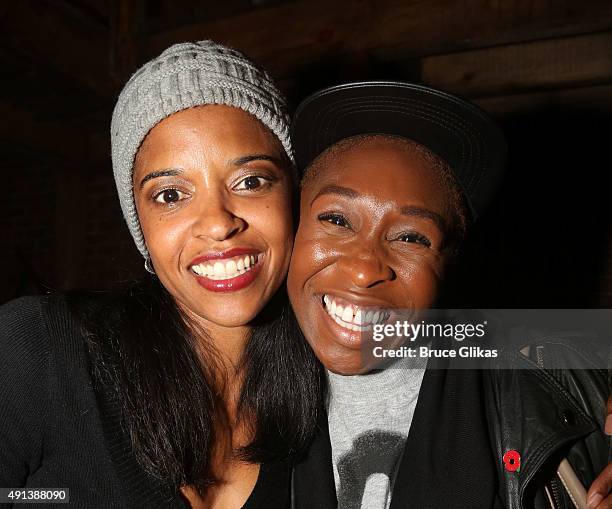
[0,295,290,508]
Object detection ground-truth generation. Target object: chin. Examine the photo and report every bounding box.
[317,348,365,376]
[188,305,261,328]
[328,363,377,376]
[212,312,260,328]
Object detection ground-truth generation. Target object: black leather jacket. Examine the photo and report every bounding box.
[484,338,610,509]
[291,339,610,509]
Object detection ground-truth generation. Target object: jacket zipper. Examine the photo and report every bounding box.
[544,484,557,508]
[535,347,563,509]
[549,477,564,508]
[521,345,561,509]
[536,345,545,369]
[532,346,577,509]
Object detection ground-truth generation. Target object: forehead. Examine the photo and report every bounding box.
[302,138,449,211]
[135,105,281,167]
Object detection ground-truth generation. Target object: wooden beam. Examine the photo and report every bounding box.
[420,32,612,98]
[6,0,612,99]
[144,0,612,80]
[474,84,612,117]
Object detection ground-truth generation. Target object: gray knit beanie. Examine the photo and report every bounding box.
[111,40,294,260]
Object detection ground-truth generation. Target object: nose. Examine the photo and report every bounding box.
[337,247,395,289]
[191,194,246,242]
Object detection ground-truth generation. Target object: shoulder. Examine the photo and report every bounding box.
[0,294,48,330]
[483,338,608,429]
[0,295,54,370]
[0,293,93,383]
[0,292,125,372]
[486,337,607,383]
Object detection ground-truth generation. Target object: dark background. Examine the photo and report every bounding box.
[1,0,611,307]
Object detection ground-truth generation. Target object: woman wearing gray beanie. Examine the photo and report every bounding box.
[0,41,323,508]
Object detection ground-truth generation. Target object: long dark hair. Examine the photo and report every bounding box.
[72,275,324,494]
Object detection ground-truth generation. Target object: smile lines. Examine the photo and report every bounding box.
[191,254,260,280]
[323,294,391,332]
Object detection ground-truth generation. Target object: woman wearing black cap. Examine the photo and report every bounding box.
[286,82,611,509]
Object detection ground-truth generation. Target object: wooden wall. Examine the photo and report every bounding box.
[1,0,611,305]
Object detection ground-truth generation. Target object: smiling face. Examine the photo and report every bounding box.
[287,135,463,374]
[133,105,294,330]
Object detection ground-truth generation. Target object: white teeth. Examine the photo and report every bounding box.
[213,261,225,277]
[226,260,237,276]
[322,294,391,331]
[332,314,371,332]
[341,306,353,322]
[191,253,260,280]
[354,309,362,325]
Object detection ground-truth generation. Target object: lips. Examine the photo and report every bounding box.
[189,248,263,293]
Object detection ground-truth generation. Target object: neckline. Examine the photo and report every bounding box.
[326,354,427,403]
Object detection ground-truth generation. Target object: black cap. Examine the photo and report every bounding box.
[291,81,507,219]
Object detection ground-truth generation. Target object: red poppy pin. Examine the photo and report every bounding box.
[503,450,521,472]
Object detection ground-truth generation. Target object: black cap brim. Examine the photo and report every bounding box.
[291,81,507,219]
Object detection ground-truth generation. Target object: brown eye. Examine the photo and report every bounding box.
[234,175,268,191]
[318,213,351,228]
[154,189,186,204]
[397,231,432,247]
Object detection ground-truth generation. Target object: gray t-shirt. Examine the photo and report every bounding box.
[327,357,427,509]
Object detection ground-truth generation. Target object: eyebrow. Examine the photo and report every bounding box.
[230,154,283,166]
[138,154,281,190]
[311,185,360,204]
[139,168,183,189]
[400,205,447,232]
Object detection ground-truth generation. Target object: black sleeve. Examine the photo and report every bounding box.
[0,296,50,488]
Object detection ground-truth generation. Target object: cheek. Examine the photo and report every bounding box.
[141,216,186,268]
[288,221,343,310]
[136,197,173,261]
[396,258,444,308]
[135,198,184,265]
[292,223,334,270]
[287,228,320,310]
[247,194,294,263]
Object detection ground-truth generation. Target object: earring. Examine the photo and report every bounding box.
[144,257,155,274]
